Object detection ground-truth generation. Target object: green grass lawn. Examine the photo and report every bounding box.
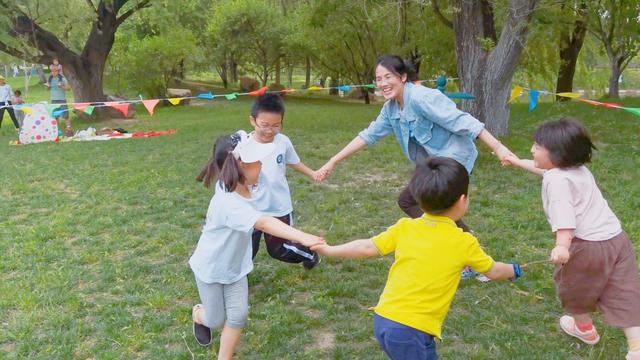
[0,91,639,359]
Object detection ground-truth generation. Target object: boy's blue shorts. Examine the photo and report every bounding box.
[373,313,438,360]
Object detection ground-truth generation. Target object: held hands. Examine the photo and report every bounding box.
[550,245,570,265]
[315,160,336,182]
[300,235,326,248]
[310,243,331,256]
[494,143,517,166]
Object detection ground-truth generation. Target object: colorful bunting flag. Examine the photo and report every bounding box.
[602,102,622,109]
[21,106,32,115]
[337,85,351,92]
[576,98,603,106]
[53,109,66,118]
[528,90,539,112]
[509,86,524,103]
[622,107,640,117]
[168,98,182,106]
[307,86,322,91]
[142,99,160,116]
[248,87,267,96]
[45,104,59,117]
[105,102,130,117]
[363,84,376,89]
[84,106,95,115]
[556,92,582,99]
[197,92,215,100]
[225,93,239,100]
[74,102,91,112]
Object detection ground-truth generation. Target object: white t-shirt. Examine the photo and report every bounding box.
[189,182,262,284]
[542,166,621,241]
[250,133,300,217]
[0,84,13,102]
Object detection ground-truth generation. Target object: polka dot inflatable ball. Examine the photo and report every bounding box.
[19,103,59,144]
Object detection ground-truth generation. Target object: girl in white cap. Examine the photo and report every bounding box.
[189,131,325,358]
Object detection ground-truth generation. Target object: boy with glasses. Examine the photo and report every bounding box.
[248,93,321,269]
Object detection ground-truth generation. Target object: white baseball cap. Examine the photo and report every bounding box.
[231,130,275,163]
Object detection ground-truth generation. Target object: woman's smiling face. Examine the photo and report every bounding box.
[375,64,406,102]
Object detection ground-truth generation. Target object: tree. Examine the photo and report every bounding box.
[433,0,540,135]
[297,0,395,104]
[556,1,588,100]
[588,0,639,98]
[0,0,153,118]
[207,0,287,87]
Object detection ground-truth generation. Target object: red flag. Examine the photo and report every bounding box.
[73,102,91,112]
[142,99,160,116]
[105,102,129,117]
[248,86,267,96]
[576,98,603,106]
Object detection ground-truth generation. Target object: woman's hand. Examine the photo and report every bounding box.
[494,144,517,166]
[316,160,336,182]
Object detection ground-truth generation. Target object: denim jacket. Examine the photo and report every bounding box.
[358,82,484,173]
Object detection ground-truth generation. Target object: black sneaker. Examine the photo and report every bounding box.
[302,252,321,270]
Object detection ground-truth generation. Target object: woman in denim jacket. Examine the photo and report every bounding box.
[316,55,515,229]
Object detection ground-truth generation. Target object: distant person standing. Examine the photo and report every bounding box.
[12,89,25,127]
[12,64,19,77]
[0,75,20,130]
[44,62,73,136]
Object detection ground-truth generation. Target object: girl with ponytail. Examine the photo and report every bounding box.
[189,131,325,358]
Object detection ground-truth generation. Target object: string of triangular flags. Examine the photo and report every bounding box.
[2,78,469,119]
[3,84,380,118]
[510,86,640,118]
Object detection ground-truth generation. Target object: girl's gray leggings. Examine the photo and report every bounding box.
[195,275,249,329]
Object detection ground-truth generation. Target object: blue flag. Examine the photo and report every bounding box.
[528,90,540,112]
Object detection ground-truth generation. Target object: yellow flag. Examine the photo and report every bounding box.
[509,86,523,103]
[21,106,32,115]
[307,86,322,91]
[168,98,182,105]
[556,92,582,99]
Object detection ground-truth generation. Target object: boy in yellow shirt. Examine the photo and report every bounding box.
[312,156,522,359]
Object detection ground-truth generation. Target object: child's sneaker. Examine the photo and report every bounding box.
[559,315,600,345]
[302,252,320,270]
[627,350,640,360]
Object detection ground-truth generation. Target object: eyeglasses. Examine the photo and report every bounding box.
[255,122,282,132]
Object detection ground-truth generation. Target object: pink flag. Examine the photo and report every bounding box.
[142,99,160,116]
[105,102,129,117]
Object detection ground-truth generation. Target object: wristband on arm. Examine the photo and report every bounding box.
[509,262,522,281]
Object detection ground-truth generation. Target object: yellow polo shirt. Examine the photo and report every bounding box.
[371,214,494,339]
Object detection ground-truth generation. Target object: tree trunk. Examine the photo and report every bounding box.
[1,0,152,119]
[216,61,228,88]
[275,57,281,85]
[608,58,621,98]
[231,59,238,84]
[452,0,539,136]
[555,6,587,101]
[305,56,311,88]
[329,75,339,96]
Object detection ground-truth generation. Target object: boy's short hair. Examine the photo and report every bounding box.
[251,93,285,118]
[409,157,469,215]
[534,117,596,168]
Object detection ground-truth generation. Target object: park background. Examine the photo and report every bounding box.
[0,1,639,359]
